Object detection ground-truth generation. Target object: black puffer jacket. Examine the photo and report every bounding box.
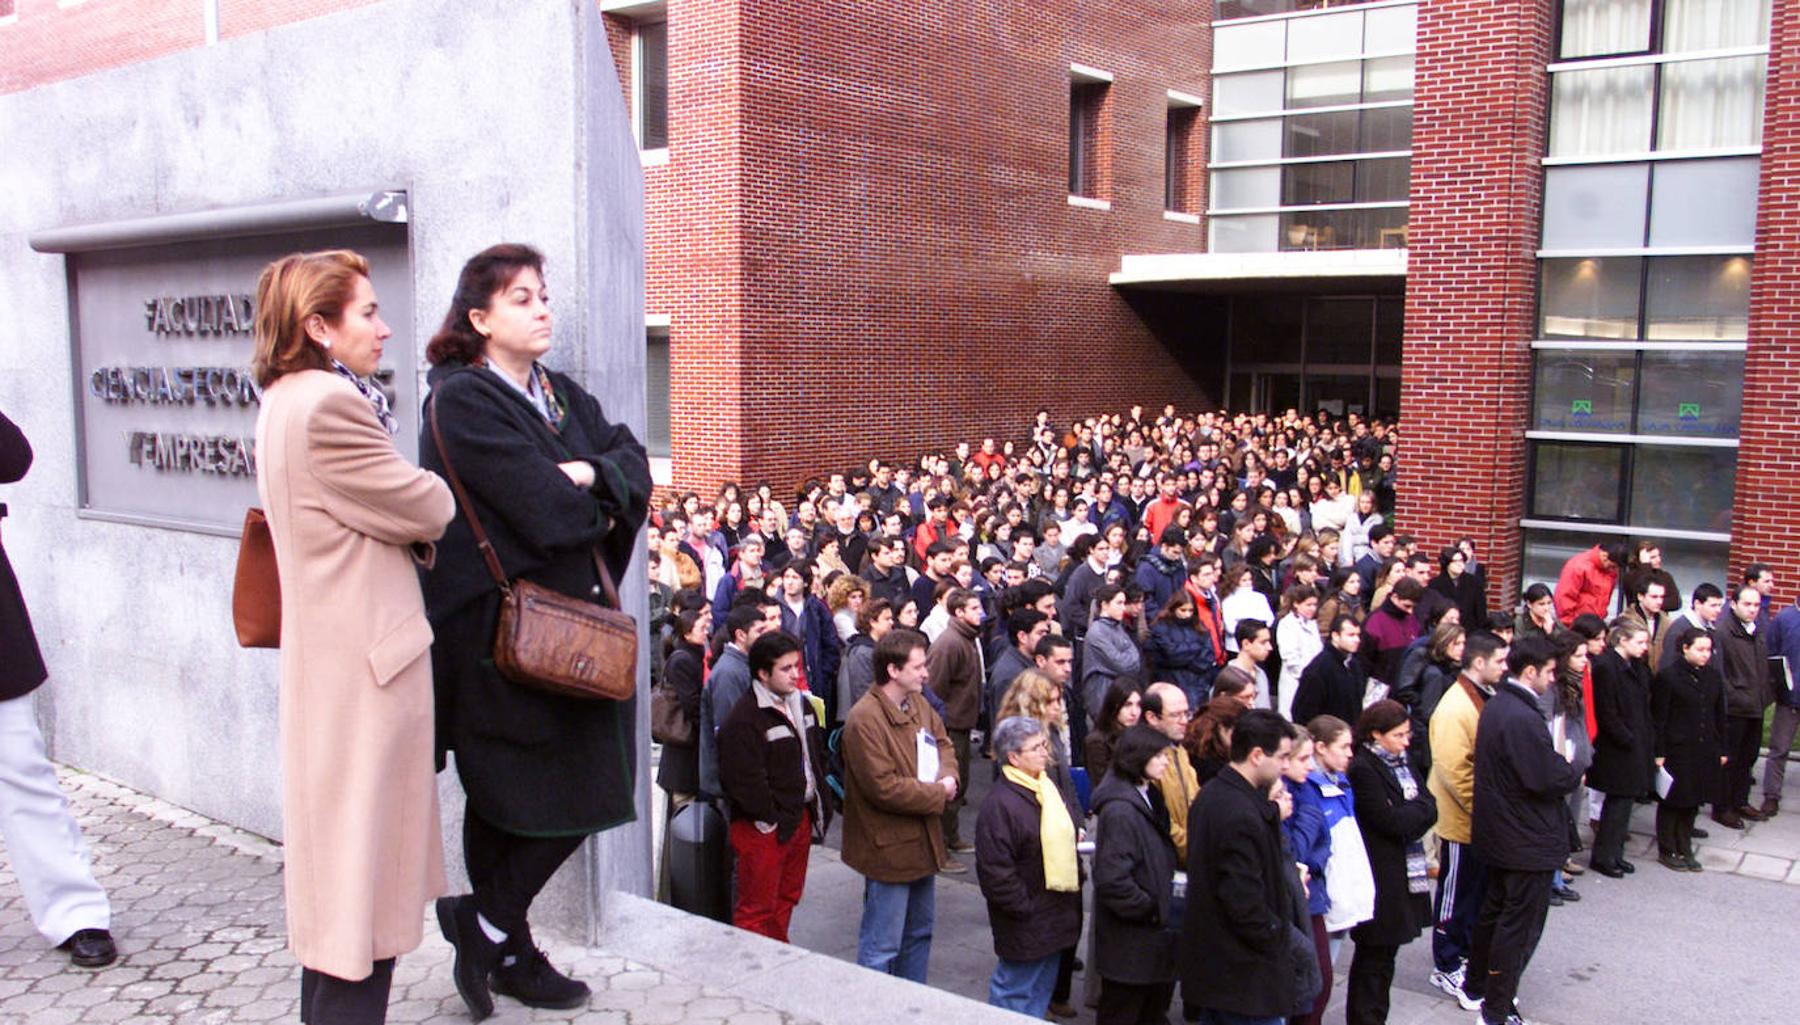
[1091,774,1178,986]
[1472,682,1584,871]
[975,772,1083,963]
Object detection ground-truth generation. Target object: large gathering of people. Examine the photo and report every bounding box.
[649,406,1793,1025]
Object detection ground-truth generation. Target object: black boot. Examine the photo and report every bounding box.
[491,926,591,1010]
[436,896,502,1021]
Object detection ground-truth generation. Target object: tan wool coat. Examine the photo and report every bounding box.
[840,686,955,883]
[255,370,455,981]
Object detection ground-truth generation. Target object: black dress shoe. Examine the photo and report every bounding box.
[1548,889,1565,906]
[58,929,116,968]
[1692,826,1711,839]
[491,940,590,1011]
[1712,809,1746,830]
[1619,859,1636,874]
[437,896,501,1021]
[1590,861,1626,879]
[1552,884,1581,902]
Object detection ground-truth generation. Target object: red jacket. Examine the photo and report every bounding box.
[1554,546,1617,625]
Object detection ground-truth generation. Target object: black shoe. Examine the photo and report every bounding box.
[1548,889,1565,906]
[1711,809,1746,830]
[437,896,501,1021]
[491,933,590,1011]
[57,929,116,968]
[1552,884,1581,903]
[1619,859,1636,874]
[1684,855,1704,872]
[1658,851,1688,872]
[1590,861,1626,879]
[1691,826,1710,839]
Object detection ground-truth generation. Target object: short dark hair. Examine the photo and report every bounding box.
[725,603,767,645]
[1485,611,1516,634]
[1393,577,1425,602]
[1111,724,1175,784]
[1008,608,1048,647]
[1602,541,1628,565]
[1463,630,1506,668]
[1692,582,1725,604]
[1354,698,1410,746]
[1234,618,1269,646]
[1506,634,1558,677]
[1369,523,1394,544]
[1095,583,1124,608]
[945,588,978,615]
[1522,582,1553,605]
[1571,613,1607,640]
[1746,562,1772,583]
[873,629,928,685]
[1230,709,1296,763]
[749,631,804,679]
[1035,634,1073,659]
[926,539,957,559]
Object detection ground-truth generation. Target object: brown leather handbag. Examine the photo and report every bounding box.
[232,508,281,648]
[429,401,637,702]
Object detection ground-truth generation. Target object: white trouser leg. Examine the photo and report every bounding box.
[0,693,110,945]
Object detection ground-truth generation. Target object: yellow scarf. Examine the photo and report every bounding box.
[1002,765,1079,893]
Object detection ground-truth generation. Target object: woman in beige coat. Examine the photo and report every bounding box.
[252,250,454,1025]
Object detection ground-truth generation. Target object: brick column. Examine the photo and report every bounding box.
[1396,0,1552,610]
[1734,0,1800,596]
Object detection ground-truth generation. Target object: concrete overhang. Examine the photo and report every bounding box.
[1110,248,1407,294]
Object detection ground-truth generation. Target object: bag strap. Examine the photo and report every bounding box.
[428,395,622,611]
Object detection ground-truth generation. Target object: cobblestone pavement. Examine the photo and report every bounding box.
[0,769,814,1025]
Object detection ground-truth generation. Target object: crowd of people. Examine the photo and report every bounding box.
[649,407,1797,1025]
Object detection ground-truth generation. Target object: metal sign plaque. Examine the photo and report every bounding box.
[67,224,415,534]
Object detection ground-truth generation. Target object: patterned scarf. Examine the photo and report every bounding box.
[1370,743,1431,894]
[328,359,397,436]
[529,362,568,432]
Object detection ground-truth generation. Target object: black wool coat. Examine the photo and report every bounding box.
[1347,747,1437,946]
[419,363,651,836]
[1091,774,1179,986]
[1652,658,1727,810]
[655,640,705,796]
[1472,682,1583,871]
[0,411,46,701]
[1588,649,1655,798]
[975,772,1083,963]
[1291,648,1366,728]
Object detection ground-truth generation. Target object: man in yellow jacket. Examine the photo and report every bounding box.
[1426,631,1509,1010]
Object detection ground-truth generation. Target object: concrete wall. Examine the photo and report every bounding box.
[0,0,651,939]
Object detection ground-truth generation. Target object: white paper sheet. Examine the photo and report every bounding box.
[916,729,940,783]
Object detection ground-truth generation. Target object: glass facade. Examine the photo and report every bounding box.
[1223,295,1403,417]
[1208,4,1416,252]
[1525,0,1769,587]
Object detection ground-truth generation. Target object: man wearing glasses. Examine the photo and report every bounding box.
[1142,683,1198,861]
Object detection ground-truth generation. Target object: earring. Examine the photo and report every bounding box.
[319,339,332,350]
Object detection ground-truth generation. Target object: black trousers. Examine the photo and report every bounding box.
[1718,715,1763,813]
[1052,944,1076,1004]
[1097,978,1176,1025]
[299,958,394,1025]
[1592,790,1637,868]
[1656,803,1698,857]
[1345,941,1399,1025]
[465,805,586,937]
[1431,838,1488,973]
[1464,867,1553,1025]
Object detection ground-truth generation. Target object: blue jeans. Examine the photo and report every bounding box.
[988,951,1061,1018]
[1196,1010,1284,1025]
[856,876,934,982]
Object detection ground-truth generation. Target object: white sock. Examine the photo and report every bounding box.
[476,912,508,945]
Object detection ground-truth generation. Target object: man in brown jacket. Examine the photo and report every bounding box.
[842,629,957,983]
[927,588,985,862]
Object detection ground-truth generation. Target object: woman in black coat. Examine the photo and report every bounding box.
[655,607,709,800]
[1588,627,1655,875]
[420,245,651,1017]
[1091,728,1179,1025]
[1347,700,1437,1025]
[1144,593,1216,704]
[1652,631,1727,871]
[1427,544,1486,630]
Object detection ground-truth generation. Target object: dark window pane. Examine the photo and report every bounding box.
[1356,157,1410,202]
[1539,257,1643,339]
[1285,111,1361,158]
[1531,442,1625,521]
[1267,373,1303,412]
[1231,297,1303,363]
[645,332,671,458]
[1306,373,1372,416]
[1644,254,1752,341]
[1629,446,1735,533]
[1531,350,1635,433]
[1636,351,1745,438]
[1306,298,1374,364]
[1375,373,1401,418]
[638,21,668,149]
[1375,297,1404,365]
[1282,162,1355,205]
[1359,106,1412,152]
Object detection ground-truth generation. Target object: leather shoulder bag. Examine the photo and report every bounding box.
[429,399,637,702]
[232,508,282,649]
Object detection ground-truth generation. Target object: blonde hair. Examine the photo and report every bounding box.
[252,250,371,387]
[826,574,869,613]
[998,669,1066,729]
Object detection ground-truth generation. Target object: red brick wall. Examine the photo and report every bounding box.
[1735,0,1800,598]
[1395,0,1551,610]
[650,0,1215,492]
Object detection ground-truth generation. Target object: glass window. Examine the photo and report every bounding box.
[1531,442,1626,521]
[637,21,669,150]
[1306,374,1373,415]
[1306,298,1375,364]
[1211,213,1281,252]
[1558,0,1653,58]
[1364,5,1417,52]
[1215,70,1287,116]
[1637,351,1746,437]
[1649,158,1759,247]
[1285,110,1360,157]
[1645,254,1753,340]
[645,329,671,459]
[1282,162,1355,205]
[1362,56,1414,103]
[1539,257,1643,339]
[1230,296,1303,362]
[1375,297,1405,364]
[1356,157,1411,202]
[1287,62,1362,109]
[1649,537,1732,596]
[1629,446,1735,533]
[1214,118,1284,163]
[1541,163,1650,250]
[1658,56,1765,151]
[1213,167,1282,210]
[1662,0,1771,52]
[1532,349,1636,432]
[1375,372,1401,418]
[1522,527,1606,594]
[1287,10,1365,61]
[1549,65,1654,157]
[1359,105,1412,151]
[1214,20,1288,70]
[1281,207,1407,250]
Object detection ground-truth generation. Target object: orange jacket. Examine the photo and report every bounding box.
[1554,546,1617,625]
